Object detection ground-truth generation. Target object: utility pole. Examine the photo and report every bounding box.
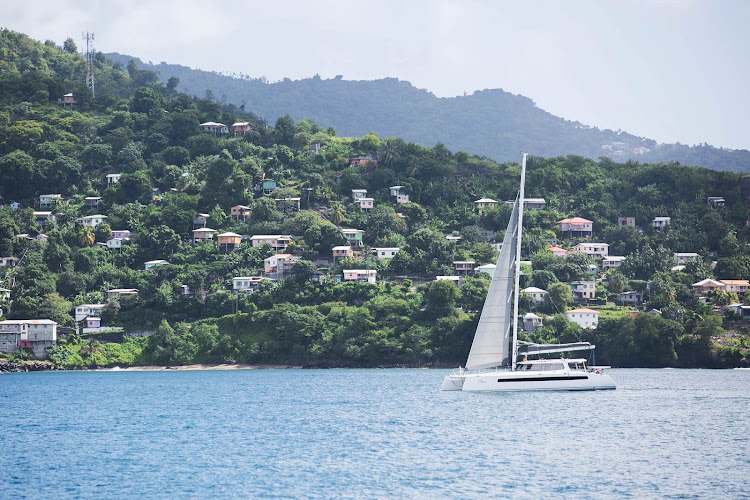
[82,32,95,97]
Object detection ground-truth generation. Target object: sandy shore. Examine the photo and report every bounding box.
[118,364,301,371]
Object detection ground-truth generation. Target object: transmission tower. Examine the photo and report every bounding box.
[82,31,95,97]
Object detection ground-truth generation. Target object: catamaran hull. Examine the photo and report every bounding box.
[442,372,616,392]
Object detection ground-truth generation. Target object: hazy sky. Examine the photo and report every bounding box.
[5,0,749,149]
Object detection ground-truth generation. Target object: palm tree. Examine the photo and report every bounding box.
[330,202,345,225]
[378,138,399,167]
[77,226,95,247]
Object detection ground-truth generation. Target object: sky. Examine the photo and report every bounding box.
[5,0,750,150]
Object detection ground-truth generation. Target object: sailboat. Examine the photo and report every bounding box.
[441,153,616,392]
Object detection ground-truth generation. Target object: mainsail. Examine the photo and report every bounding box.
[465,196,519,370]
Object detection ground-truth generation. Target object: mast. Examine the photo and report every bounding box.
[511,153,527,370]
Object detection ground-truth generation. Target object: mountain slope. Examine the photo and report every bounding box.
[106,53,750,172]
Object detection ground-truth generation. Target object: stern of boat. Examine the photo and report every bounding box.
[441,369,466,391]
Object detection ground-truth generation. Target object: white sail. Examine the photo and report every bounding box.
[465,197,519,370]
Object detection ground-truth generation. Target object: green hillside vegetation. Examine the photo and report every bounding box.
[105,52,750,173]
[1,29,749,369]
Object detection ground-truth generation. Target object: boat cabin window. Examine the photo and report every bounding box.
[523,362,564,371]
[568,362,585,371]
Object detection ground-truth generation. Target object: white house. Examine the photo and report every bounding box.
[0,257,17,268]
[106,237,127,250]
[522,313,543,331]
[619,290,644,306]
[193,228,217,243]
[566,308,599,329]
[524,198,546,210]
[250,235,292,251]
[75,304,106,322]
[372,247,399,259]
[522,286,548,305]
[674,253,700,264]
[106,173,122,185]
[38,194,61,207]
[351,189,367,200]
[111,230,130,239]
[144,259,169,271]
[389,186,409,204]
[199,122,229,134]
[343,269,377,283]
[720,280,750,295]
[77,215,108,228]
[574,242,609,258]
[602,256,626,270]
[653,217,671,229]
[435,276,461,285]
[264,254,300,276]
[233,276,269,292]
[106,288,139,300]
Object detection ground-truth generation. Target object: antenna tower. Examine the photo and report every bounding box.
[82,31,95,97]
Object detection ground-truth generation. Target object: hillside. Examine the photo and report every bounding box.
[0,29,749,369]
[106,53,750,172]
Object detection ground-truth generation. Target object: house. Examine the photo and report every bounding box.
[342,229,364,247]
[218,232,242,252]
[106,288,139,300]
[199,122,229,134]
[0,257,17,268]
[691,279,725,295]
[522,286,548,305]
[587,264,599,276]
[274,198,301,212]
[674,253,700,264]
[652,217,671,229]
[573,242,609,259]
[389,186,409,204]
[63,93,76,106]
[34,211,56,225]
[264,254,300,277]
[250,235,292,251]
[84,196,101,209]
[557,217,593,237]
[230,205,251,221]
[232,276,269,292]
[343,269,377,283]
[454,261,476,275]
[372,247,399,260]
[522,313,543,331]
[38,194,62,207]
[107,237,125,250]
[231,122,252,136]
[602,256,626,270]
[474,198,498,215]
[474,263,496,278]
[111,230,131,240]
[351,189,367,200]
[144,259,169,271]
[75,304,106,322]
[707,197,725,208]
[350,156,377,167]
[193,213,209,229]
[633,146,651,155]
[262,179,277,194]
[524,198,546,210]
[35,233,48,243]
[720,280,750,295]
[106,173,122,185]
[619,290,644,306]
[617,216,636,227]
[566,308,599,329]
[0,319,58,358]
[445,235,462,242]
[358,198,374,211]
[570,281,596,300]
[193,228,217,243]
[77,215,107,228]
[547,246,568,258]
[332,246,353,259]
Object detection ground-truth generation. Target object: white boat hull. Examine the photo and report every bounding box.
[442,370,616,392]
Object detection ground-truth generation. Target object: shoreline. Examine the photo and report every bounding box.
[117,363,302,371]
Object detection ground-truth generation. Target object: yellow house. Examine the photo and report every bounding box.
[474,198,498,215]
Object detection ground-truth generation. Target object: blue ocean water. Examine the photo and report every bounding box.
[0,368,748,498]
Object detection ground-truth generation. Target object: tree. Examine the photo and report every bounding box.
[546,282,573,312]
[77,226,95,247]
[330,202,345,225]
[63,38,77,53]
[0,150,35,200]
[424,280,461,317]
[166,76,180,93]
